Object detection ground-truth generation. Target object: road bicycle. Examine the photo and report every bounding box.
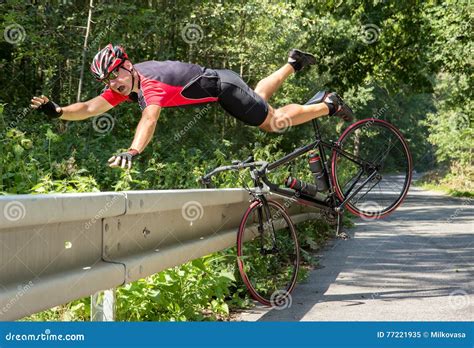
[201,92,413,307]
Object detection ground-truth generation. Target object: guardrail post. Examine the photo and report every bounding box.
[90,289,115,321]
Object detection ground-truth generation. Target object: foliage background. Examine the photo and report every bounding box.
[1,0,472,320]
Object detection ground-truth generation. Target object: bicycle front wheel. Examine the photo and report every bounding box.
[237,199,300,307]
[331,118,413,219]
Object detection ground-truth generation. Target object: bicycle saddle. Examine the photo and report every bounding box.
[304,90,327,105]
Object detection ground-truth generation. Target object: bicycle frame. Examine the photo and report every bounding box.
[256,118,377,213]
[202,116,412,305]
[202,118,381,216]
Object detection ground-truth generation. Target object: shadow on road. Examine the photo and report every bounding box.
[242,188,473,321]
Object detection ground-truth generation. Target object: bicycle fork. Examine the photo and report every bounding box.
[256,198,279,254]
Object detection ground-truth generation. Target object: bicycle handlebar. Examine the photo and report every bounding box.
[200,158,268,186]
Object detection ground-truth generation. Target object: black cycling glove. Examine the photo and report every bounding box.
[37,100,63,118]
[108,149,140,169]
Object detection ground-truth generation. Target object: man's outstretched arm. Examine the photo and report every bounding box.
[108,104,161,169]
[30,95,113,121]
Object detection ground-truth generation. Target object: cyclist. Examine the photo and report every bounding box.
[31,44,353,169]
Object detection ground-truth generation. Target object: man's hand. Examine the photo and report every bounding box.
[30,95,63,118]
[108,149,140,169]
[108,105,160,170]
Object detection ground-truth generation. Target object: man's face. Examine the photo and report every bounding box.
[107,61,134,96]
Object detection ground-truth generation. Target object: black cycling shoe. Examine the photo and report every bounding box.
[324,92,354,122]
[288,49,316,72]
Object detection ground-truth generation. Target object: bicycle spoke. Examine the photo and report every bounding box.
[332,119,412,218]
[373,138,394,165]
[237,200,299,306]
[352,177,381,205]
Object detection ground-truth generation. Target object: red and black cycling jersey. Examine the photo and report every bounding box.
[100,60,220,110]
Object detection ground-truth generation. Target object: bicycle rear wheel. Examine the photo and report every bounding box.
[237,199,300,307]
[331,118,412,219]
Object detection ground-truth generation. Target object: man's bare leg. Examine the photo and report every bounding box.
[254,49,352,132]
[259,103,329,132]
[259,92,353,132]
[254,49,316,101]
[254,64,294,101]
[254,61,329,129]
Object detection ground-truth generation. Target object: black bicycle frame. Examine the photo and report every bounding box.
[258,119,376,212]
[203,119,380,214]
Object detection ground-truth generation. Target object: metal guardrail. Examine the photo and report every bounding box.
[0,189,319,321]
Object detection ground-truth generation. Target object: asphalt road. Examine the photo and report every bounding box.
[237,185,473,321]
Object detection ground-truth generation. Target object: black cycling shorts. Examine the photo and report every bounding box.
[215,69,269,126]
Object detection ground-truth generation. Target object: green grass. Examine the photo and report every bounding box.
[416,182,473,198]
[415,166,473,198]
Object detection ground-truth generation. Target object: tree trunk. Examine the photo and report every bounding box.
[77,0,94,102]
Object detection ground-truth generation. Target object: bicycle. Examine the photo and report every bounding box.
[201,93,413,307]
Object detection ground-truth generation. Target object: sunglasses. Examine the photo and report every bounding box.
[101,65,122,85]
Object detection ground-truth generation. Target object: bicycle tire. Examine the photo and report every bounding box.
[237,199,300,307]
[331,118,413,219]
